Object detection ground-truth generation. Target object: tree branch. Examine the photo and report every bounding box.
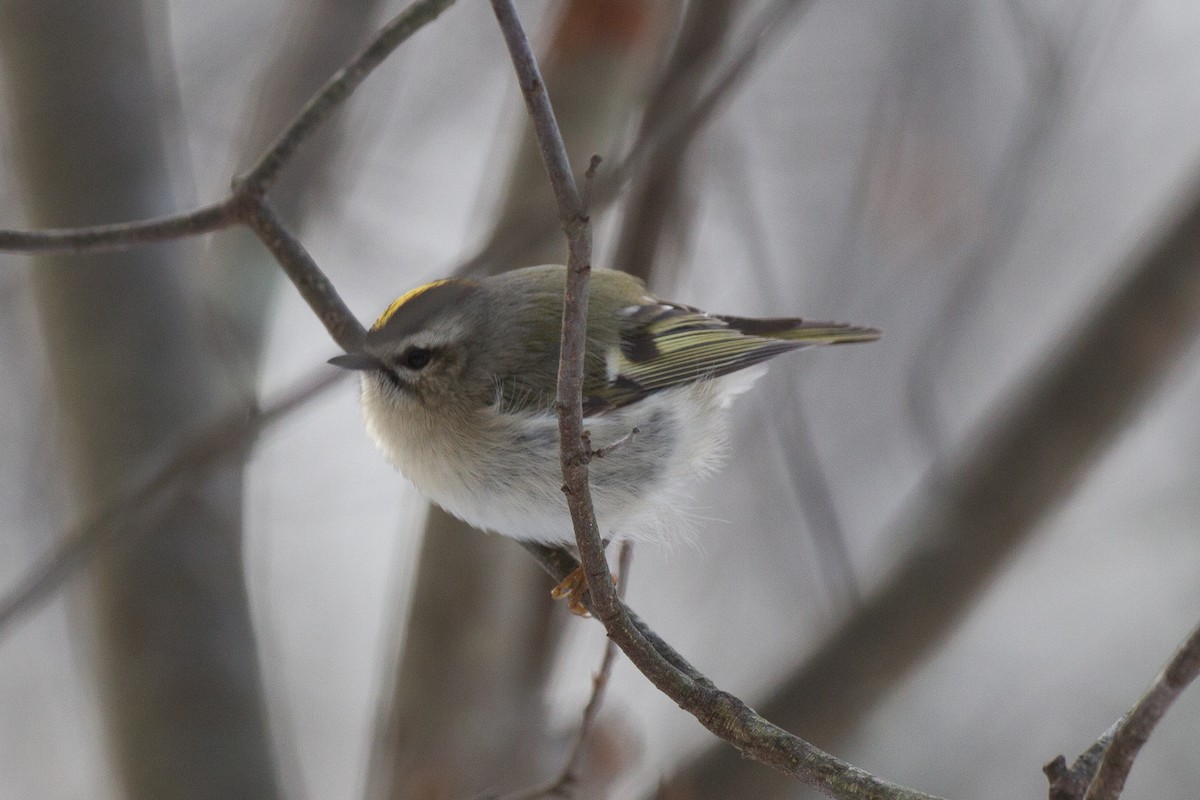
[1044,722,1118,800]
[235,194,365,352]
[0,0,456,256]
[456,0,807,280]
[234,0,456,191]
[493,542,634,800]
[1079,618,1200,800]
[0,199,234,252]
[0,1,459,638]
[491,2,939,798]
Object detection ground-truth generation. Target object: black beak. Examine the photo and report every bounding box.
[328,352,382,371]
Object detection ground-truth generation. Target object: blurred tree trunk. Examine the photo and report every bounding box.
[0,2,382,797]
[0,2,279,798]
[611,0,739,287]
[367,3,675,798]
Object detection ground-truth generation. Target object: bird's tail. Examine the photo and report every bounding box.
[717,315,881,346]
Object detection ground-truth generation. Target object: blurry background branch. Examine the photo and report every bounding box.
[0,369,342,634]
[903,0,1136,453]
[663,163,1200,798]
[456,0,809,281]
[0,3,281,796]
[492,542,634,800]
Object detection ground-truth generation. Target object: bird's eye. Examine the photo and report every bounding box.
[400,347,432,371]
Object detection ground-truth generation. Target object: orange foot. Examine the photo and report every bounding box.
[550,566,617,617]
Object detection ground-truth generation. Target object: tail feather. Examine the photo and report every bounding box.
[717,314,881,345]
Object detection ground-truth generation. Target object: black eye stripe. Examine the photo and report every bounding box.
[400,346,433,370]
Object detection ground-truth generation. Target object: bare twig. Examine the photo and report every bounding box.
[587,426,639,460]
[1044,721,1119,800]
[456,0,809,280]
[611,0,736,282]
[0,0,456,256]
[561,540,633,780]
[235,195,365,352]
[496,542,633,800]
[235,0,456,190]
[1079,619,1200,800]
[491,3,939,798]
[0,368,343,635]
[0,200,234,252]
[516,547,940,800]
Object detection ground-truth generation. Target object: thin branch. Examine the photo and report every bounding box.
[236,195,366,352]
[495,542,633,800]
[587,429,638,460]
[0,199,235,252]
[491,3,939,798]
[609,0,736,281]
[1080,619,1200,800]
[0,368,343,636]
[1044,721,1119,800]
[724,141,862,610]
[563,540,633,779]
[235,0,457,191]
[517,547,939,800]
[0,0,456,256]
[456,0,809,280]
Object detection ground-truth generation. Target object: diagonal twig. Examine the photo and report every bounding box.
[234,0,456,191]
[0,0,457,256]
[1080,619,1200,800]
[0,368,344,635]
[1044,721,1119,800]
[456,0,809,280]
[235,194,365,352]
[493,542,634,800]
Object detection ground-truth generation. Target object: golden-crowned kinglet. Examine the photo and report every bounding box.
[331,264,878,549]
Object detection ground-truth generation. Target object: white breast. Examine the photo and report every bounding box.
[360,368,765,545]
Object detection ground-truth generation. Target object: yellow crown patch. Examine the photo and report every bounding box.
[372,279,467,331]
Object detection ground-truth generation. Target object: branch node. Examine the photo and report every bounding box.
[1044,755,1068,783]
[580,154,603,212]
[589,426,639,459]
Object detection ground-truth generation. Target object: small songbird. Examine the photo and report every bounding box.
[331,265,878,608]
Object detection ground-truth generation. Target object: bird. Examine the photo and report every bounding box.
[331,264,878,612]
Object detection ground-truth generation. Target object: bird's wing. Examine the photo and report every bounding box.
[586,304,878,412]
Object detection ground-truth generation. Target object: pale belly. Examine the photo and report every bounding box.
[363,370,763,545]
